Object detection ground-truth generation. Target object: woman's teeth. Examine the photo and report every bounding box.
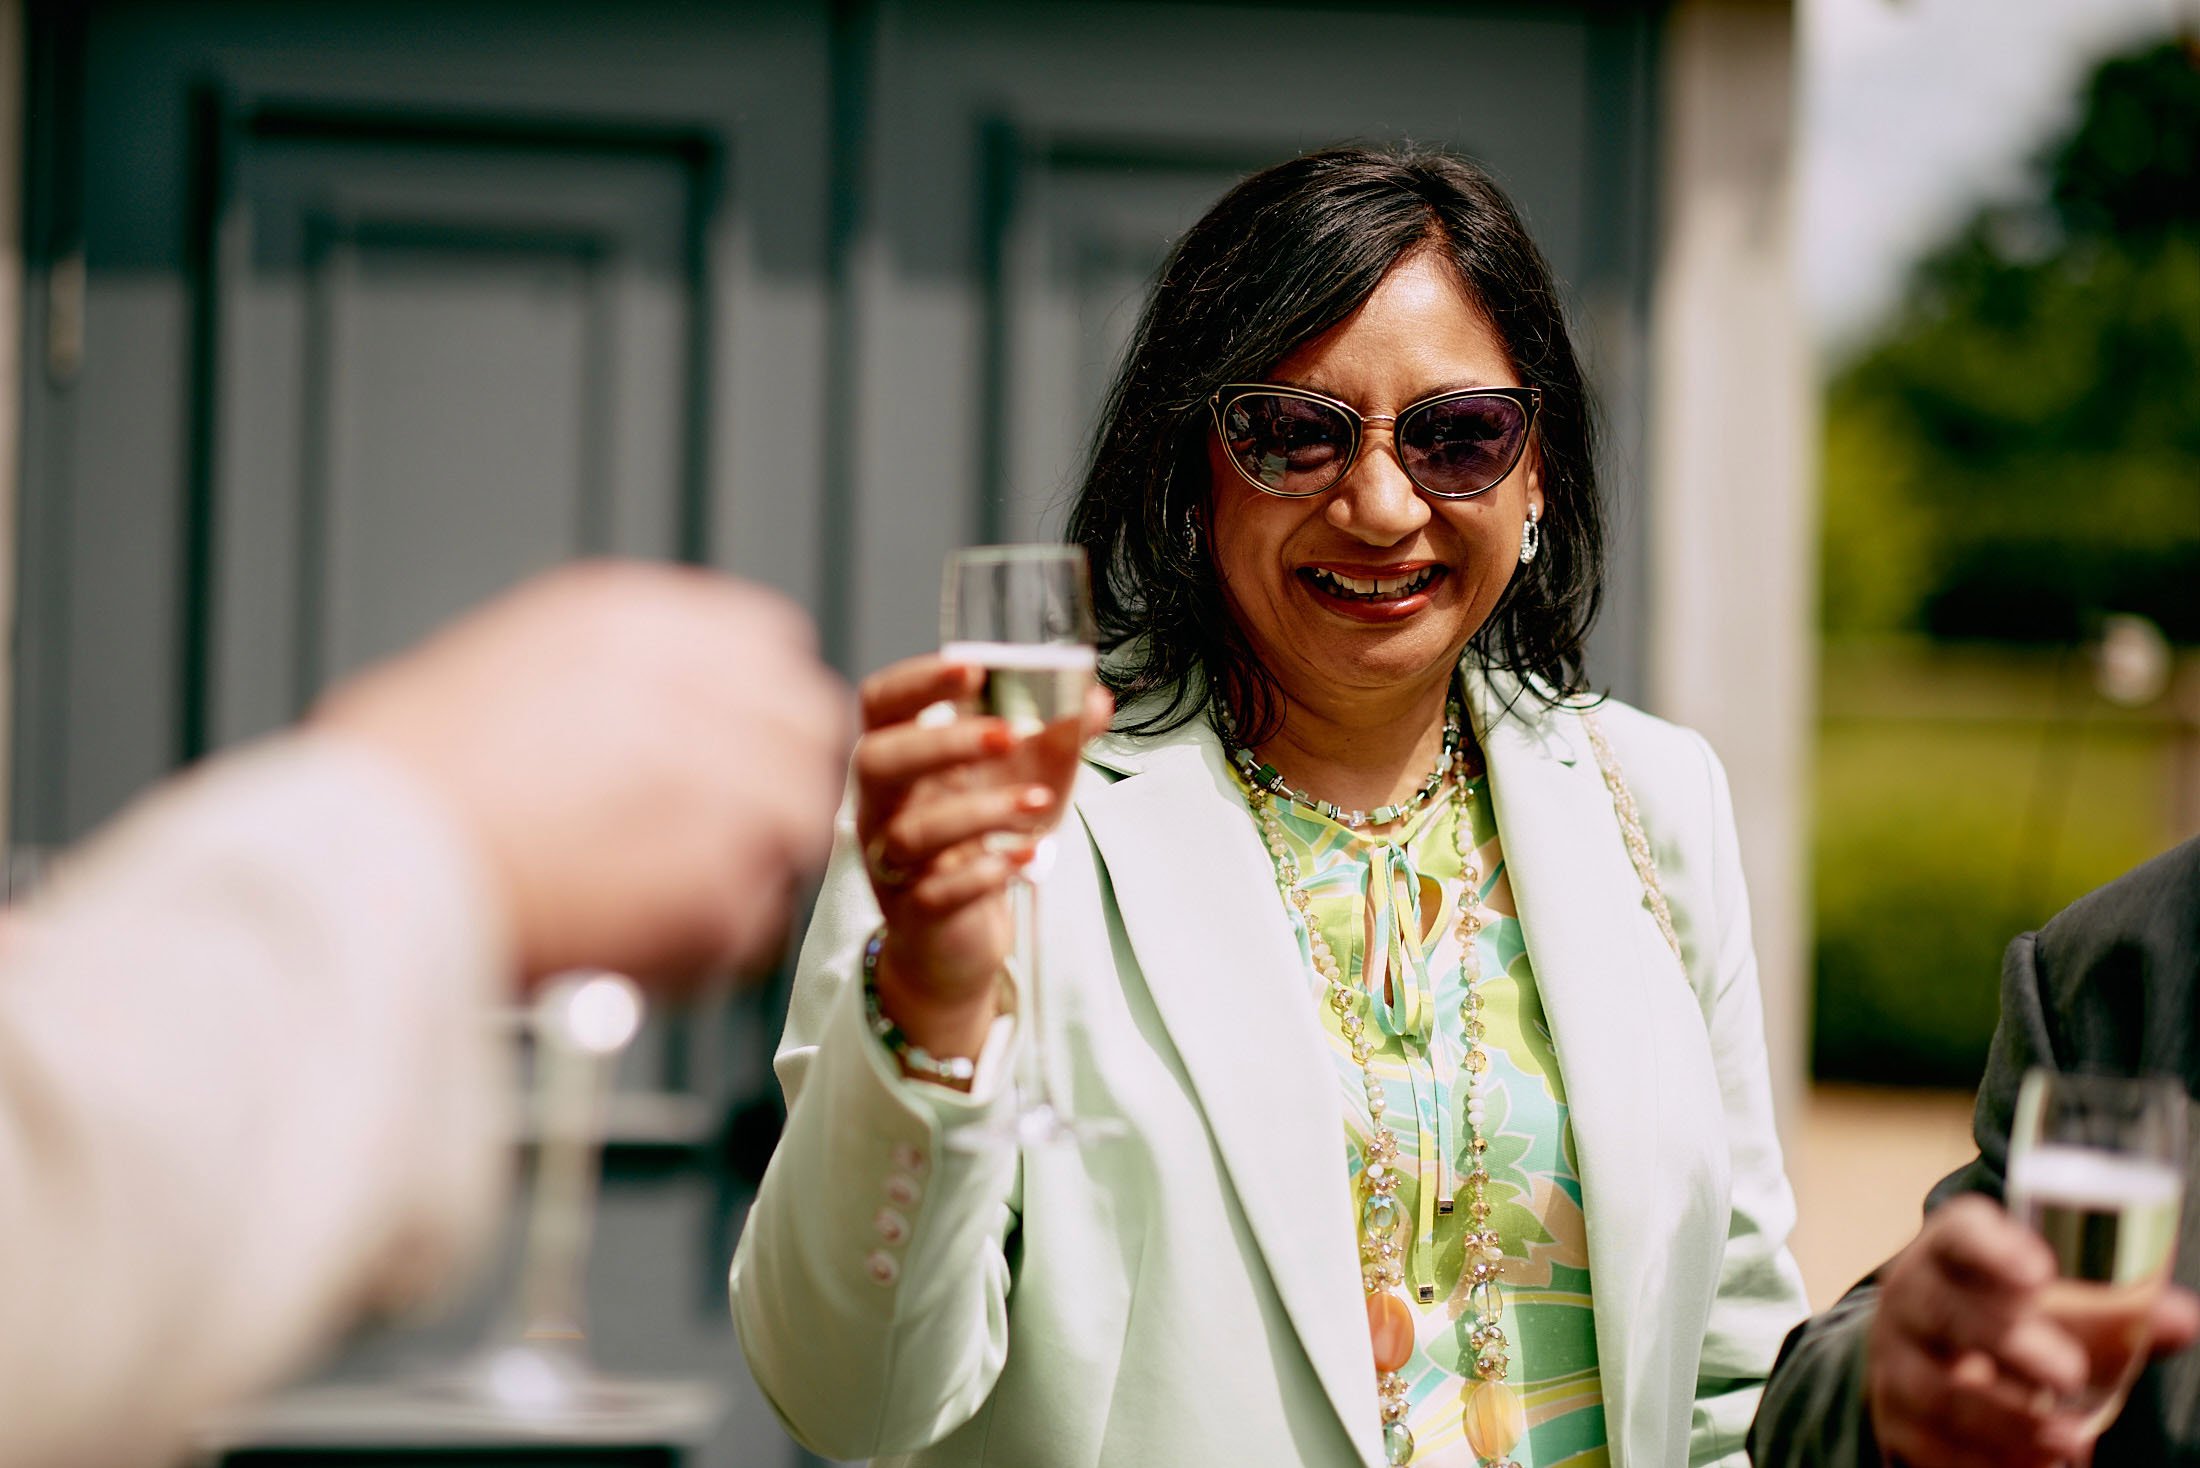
[1306,567,1440,600]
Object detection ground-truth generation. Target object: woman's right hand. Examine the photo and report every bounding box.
[851,656,1059,1060]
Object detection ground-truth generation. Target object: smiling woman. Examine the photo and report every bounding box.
[1203,254,1545,795]
[732,146,1809,1468]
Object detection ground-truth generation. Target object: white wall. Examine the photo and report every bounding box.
[1650,0,1819,1137]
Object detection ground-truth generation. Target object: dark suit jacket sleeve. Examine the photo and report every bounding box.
[1746,928,2062,1466]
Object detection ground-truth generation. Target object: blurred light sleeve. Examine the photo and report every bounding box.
[0,732,515,1468]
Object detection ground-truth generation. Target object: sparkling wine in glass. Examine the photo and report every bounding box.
[940,544,1117,1148]
[2007,1068,2187,1434]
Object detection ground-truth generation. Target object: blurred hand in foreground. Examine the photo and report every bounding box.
[1867,1194,2200,1467]
[316,560,851,986]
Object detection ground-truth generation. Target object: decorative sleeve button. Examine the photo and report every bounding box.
[890,1141,929,1176]
[874,1207,911,1246]
[864,1250,900,1286]
[884,1172,922,1208]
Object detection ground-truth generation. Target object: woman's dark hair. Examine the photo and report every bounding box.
[1067,143,1605,742]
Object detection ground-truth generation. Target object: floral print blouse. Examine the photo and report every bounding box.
[1241,761,1611,1468]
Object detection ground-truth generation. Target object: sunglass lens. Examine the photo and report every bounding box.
[1222,393,1351,495]
[1399,395,1528,496]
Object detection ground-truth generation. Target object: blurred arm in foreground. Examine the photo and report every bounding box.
[1748,836,2200,1467]
[0,561,849,1468]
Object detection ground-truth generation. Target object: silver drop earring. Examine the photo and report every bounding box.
[1184,514,1201,559]
[1518,505,1541,565]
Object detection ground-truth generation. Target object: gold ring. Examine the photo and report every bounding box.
[865,833,912,889]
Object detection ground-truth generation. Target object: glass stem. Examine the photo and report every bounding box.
[510,1033,612,1346]
[1011,866,1054,1119]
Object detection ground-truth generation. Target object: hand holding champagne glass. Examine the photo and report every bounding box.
[940,546,1098,868]
[2007,1069,2188,1437]
[853,546,1113,1142]
[940,545,1116,1145]
[1865,1070,2197,1466]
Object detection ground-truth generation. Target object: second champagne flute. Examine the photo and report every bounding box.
[2006,1067,2187,1436]
[940,543,1118,1148]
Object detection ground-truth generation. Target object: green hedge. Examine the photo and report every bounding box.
[1810,646,2184,1085]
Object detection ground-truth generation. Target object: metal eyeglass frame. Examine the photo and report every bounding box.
[1206,382,1542,500]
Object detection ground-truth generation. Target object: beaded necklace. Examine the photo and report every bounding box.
[1226,694,1526,1468]
[1218,701,1461,829]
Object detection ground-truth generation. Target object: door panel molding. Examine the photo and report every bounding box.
[976,118,1298,544]
[187,90,727,748]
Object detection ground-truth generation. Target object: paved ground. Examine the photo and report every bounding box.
[1788,1084,1980,1308]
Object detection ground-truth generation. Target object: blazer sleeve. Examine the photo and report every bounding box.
[1745,921,2058,1465]
[1678,731,1815,1467]
[729,785,1023,1460]
[0,735,512,1468]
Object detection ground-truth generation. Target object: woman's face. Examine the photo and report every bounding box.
[1205,250,1543,717]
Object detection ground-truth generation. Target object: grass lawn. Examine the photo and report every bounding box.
[1812,641,2192,1085]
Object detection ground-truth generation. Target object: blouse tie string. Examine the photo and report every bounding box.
[1362,837,1447,1304]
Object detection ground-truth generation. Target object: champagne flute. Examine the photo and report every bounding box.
[424,971,686,1425]
[202,973,718,1457]
[2006,1067,2187,1435]
[940,544,1118,1149]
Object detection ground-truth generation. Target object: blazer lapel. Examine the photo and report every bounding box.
[1466,672,1682,1459]
[1077,722,1380,1465]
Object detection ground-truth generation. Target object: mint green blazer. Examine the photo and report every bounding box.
[731,671,1810,1466]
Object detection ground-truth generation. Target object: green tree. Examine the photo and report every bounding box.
[1821,39,2200,644]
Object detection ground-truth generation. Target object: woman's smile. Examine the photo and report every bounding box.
[1298,561,1449,621]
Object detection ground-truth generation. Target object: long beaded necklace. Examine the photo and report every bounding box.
[1225,694,1527,1468]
